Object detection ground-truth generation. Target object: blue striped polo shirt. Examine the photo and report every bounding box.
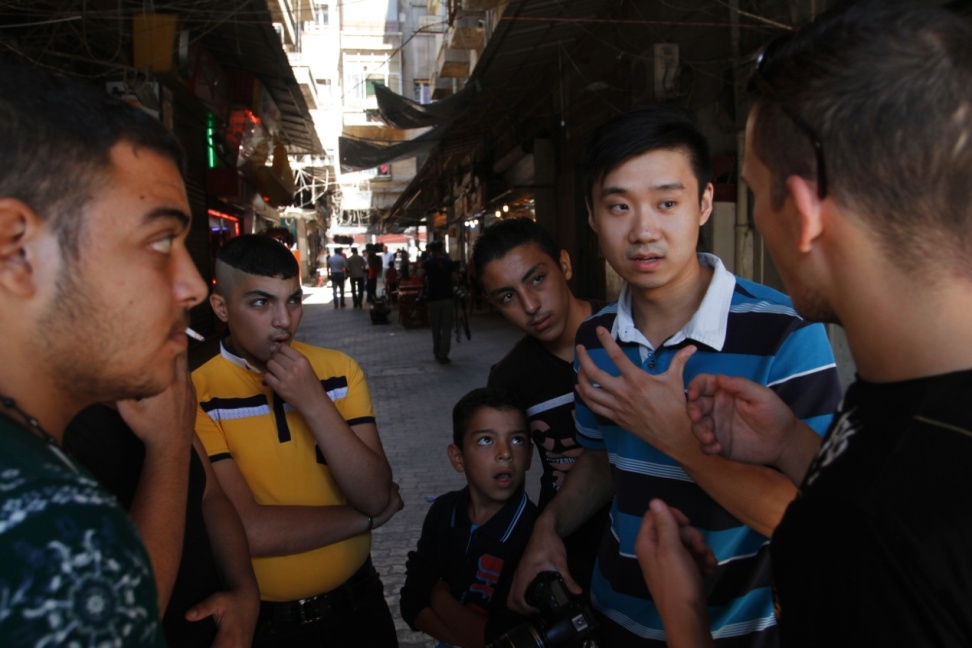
[574,254,842,646]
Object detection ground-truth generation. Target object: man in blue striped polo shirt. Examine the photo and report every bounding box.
[508,105,841,646]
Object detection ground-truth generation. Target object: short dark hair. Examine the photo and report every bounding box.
[0,65,184,261]
[581,104,712,208]
[428,241,444,254]
[748,0,972,276]
[216,234,299,280]
[471,218,561,291]
[452,387,525,448]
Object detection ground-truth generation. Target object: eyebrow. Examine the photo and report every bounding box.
[144,207,191,232]
[599,181,687,198]
[241,287,305,302]
[487,262,545,298]
[242,289,275,300]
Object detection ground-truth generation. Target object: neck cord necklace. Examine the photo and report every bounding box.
[0,395,78,471]
[1,395,57,445]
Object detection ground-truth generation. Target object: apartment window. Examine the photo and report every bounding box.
[366,75,384,97]
[345,54,399,105]
[315,1,329,27]
[414,80,431,104]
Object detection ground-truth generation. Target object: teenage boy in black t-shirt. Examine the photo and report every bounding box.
[474,218,608,594]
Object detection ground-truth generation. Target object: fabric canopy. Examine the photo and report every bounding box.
[374,82,478,129]
[338,125,447,172]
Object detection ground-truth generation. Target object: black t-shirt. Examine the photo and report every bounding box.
[423,254,456,301]
[65,405,221,648]
[488,322,609,591]
[772,369,972,647]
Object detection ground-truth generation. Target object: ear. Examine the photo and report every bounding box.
[523,440,533,471]
[558,249,573,281]
[786,175,824,253]
[698,182,715,227]
[0,198,44,299]
[210,292,230,323]
[586,201,598,233]
[447,443,465,473]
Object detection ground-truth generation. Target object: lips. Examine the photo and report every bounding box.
[628,251,664,272]
[627,246,665,263]
[494,471,514,488]
[168,319,191,347]
[268,334,291,354]
[530,314,552,332]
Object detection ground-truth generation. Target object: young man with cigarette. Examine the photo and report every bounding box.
[638,2,972,646]
[192,234,403,647]
[0,65,208,644]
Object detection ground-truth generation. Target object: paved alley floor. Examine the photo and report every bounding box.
[297,286,537,647]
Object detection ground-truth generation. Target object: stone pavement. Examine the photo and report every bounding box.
[297,286,540,647]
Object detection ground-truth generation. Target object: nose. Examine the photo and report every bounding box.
[496,439,512,462]
[520,291,540,316]
[174,248,207,308]
[630,207,661,243]
[272,300,292,329]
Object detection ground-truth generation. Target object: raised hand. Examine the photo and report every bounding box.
[576,326,697,457]
[635,499,715,648]
[263,344,330,412]
[686,373,820,484]
[117,352,195,451]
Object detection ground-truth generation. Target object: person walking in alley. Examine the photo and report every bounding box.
[421,241,458,364]
[326,247,348,308]
[347,246,366,308]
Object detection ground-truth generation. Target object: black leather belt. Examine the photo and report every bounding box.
[258,558,375,628]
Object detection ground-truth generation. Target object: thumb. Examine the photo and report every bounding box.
[184,597,217,622]
[559,568,584,597]
[648,498,682,545]
[668,345,697,384]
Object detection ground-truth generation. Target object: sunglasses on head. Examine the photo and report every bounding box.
[747,34,828,199]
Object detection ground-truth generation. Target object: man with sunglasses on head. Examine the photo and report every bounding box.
[636,2,972,647]
[507,104,842,646]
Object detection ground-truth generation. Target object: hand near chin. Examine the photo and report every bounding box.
[264,344,328,409]
[117,353,195,451]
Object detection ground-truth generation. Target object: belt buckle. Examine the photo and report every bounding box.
[296,595,328,625]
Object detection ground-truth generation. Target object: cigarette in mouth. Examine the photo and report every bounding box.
[185,327,205,341]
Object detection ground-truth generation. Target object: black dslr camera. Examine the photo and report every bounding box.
[486,572,600,648]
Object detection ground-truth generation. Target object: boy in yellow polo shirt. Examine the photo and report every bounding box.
[193,234,403,647]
